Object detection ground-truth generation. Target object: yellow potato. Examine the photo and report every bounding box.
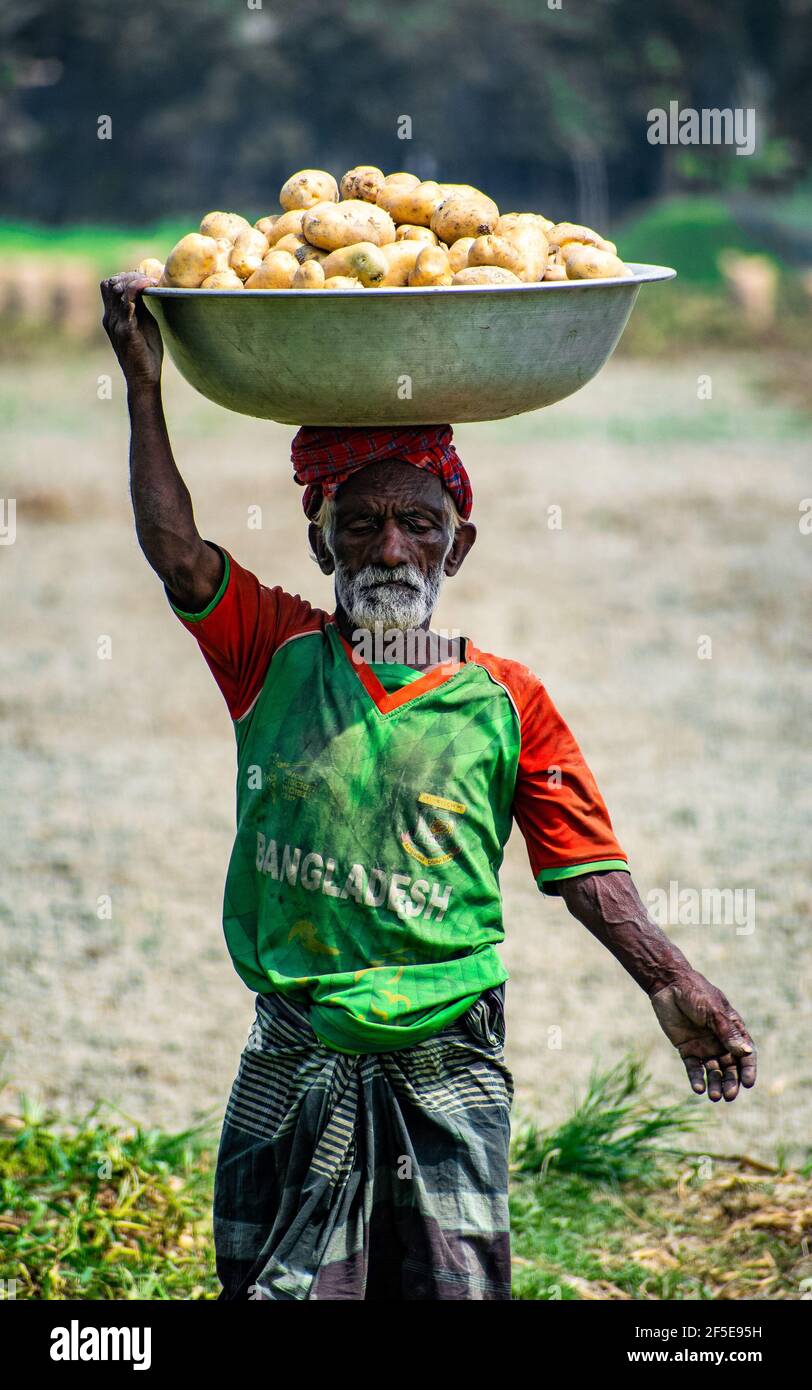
[135,257,164,282]
[431,194,499,244]
[294,242,329,265]
[292,260,326,289]
[496,212,554,235]
[447,237,475,272]
[376,180,445,228]
[274,233,306,256]
[229,228,270,280]
[163,233,219,287]
[322,275,364,289]
[451,265,521,286]
[542,260,567,282]
[395,224,439,245]
[467,234,527,279]
[497,223,549,281]
[379,240,424,286]
[200,271,244,289]
[408,245,452,287]
[339,165,386,203]
[561,244,630,279]
[548,222,615,253]
[265,209,307,245]
[384,172,420,188]
[199,211,252,243]
[321,242,388,287]
[213,238,234,271]
[302,199,395,250]
[438,183,489,200]
[279,169,339,211]
[244,250,298,288]
[254,215,280,238]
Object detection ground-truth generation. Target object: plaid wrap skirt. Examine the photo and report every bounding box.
[213,985,514,1300]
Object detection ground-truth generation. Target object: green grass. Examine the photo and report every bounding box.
[2,1059,808,1301]
[0,1098,217,1299]
[511,1059,699,1185]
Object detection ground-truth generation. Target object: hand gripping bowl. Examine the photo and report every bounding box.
[143,263,676,426]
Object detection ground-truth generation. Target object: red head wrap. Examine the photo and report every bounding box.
[290,425,473,521]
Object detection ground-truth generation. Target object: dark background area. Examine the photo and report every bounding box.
[2,0,811,227]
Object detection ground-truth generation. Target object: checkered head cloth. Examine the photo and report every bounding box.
[290,425,473,521]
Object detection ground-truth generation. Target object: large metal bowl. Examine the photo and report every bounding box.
[144,263,675,425]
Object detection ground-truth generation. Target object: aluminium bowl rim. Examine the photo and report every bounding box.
[143,261,677,299]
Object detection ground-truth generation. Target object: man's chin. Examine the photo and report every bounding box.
[348,610,426,632]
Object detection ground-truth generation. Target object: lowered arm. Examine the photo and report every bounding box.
[557,870,757,1103]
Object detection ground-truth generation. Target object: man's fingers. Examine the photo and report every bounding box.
[100,273,151,311]
[709,1010,758,1090]
[719,1054,740,1102]
[100,276,119,319]
[683,1043,756,1102]
[719,1027,757,1091]
[738,1049,758,1089]
[712,1014,754,1058]
[682,1054,706,1094]
[113,274,151,323]
[660,979,757,1101]
[101,276,155,345]
[122,273,152,308]
[705,1059,724,1102]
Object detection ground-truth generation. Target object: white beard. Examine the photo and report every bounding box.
[334,558,447,631]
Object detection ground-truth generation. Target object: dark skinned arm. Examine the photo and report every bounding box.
[557,870,757,1102]
[100,271,222,611]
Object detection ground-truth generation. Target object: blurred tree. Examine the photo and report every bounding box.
[0,0,809,225]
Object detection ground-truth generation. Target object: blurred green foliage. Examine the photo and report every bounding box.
[1,193,805,287]
[618,197,764,284]
[0,218,191,275]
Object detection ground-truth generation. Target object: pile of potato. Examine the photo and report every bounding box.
[136,166,630,291]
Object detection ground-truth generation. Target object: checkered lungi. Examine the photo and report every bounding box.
[213,985,514,1300]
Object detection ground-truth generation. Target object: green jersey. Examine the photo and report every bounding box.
[169,547,628,1053]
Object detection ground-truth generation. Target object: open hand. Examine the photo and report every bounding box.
[651,971,757,1102]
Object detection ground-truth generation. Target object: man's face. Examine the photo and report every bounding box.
[310,460,476,631]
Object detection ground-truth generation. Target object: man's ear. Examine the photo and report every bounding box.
[308,521,335,575]
[444,521,476,578]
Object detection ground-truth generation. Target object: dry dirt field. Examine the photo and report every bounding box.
[1,342,810,1163]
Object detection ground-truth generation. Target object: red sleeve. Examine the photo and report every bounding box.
[470,647,629,894]
[167,545,329,720]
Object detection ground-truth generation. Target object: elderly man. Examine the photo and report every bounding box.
[102,273,757,1302]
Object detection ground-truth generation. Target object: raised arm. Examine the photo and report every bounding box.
[558,870,757,1102]
[100,272,222,612]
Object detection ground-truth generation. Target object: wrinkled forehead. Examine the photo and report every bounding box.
[333,460,446,516]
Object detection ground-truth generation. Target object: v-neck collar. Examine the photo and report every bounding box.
[331,622,470,715]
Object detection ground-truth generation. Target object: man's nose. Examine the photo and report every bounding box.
[373,519,411,568]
